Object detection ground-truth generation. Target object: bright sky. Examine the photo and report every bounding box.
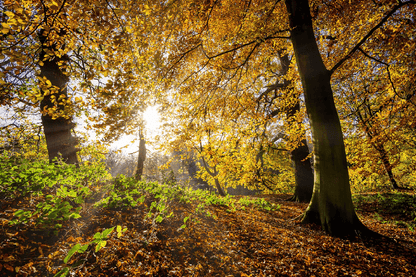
[143,105,161,136]
[112,105,161,154]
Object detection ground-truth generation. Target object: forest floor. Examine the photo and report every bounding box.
[1,191,415,277]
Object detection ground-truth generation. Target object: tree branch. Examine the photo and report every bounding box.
[329,1,414,75]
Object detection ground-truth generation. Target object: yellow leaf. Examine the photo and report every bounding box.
[143,5,151,15]
[4,11,14,18]
[49,0,60,11]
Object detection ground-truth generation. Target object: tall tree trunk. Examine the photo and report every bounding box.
[135,130,146,180]
[277,54,314,203]
[39,30,78,165]
[285,0,366,237]
[214,178,225,196]
[288,138,314,202]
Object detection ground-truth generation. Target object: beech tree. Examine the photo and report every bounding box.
[139,0,415,236]
[3,0,415,238]
[1,0,153,163]
[272,52,314,202]
[329,0,416,190]
[284,0,363,236]
[285,0,415,235]
[38,29,78,164]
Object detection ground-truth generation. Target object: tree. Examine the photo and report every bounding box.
[197,143,227,196]
[135,130,146,180]
[1,0,153,163]
[325,0,416,191]
[143,0,414,236]
[284,0,365,236]
[38,29,78,164]
[285,0,416,235]
[344,89,400,189]
[271,52,314,202]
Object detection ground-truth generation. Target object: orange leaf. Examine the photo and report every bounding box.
[4,263,14,272]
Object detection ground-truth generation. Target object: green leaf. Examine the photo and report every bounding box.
[93,232,103,240]
[64,244,81,263]
[101,226,115,238]
[155,214,164,223]
[95,240,107,252]
[68,190,77,198]
[14,209,25,216]
[116,225,127,238]
[79,244,89,253]
[53,267,69,277]
[69,213,81,219]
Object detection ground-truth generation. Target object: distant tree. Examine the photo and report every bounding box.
[135,130,146,180]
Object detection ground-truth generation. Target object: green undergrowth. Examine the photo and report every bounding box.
[2,154,279,232]
[353,192,416,231]
[2,155,416,276]
[96,174,280,218]
[0,156,280,276]
[0,154,110,230]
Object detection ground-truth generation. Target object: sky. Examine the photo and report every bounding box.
[111,105,162,154]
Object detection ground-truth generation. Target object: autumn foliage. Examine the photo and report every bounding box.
[1,0,416,275]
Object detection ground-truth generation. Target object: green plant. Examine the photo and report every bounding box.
[54,225,127,277]
[6,156,110,230]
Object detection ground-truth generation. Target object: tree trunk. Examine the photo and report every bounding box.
[285,0,366,237]
[356,105,400,190]
[201,156,226,196]
[214,178,226,196]
[277,54,314,203]
[185,152,210,187]
[39,30,79,165]
[288,139,314,202]
[135,131,146,180]
[378,146,400,189]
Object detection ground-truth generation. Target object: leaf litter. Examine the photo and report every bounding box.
[0,191,415,276]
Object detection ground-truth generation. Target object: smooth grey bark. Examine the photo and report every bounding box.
[39,30,79,165]
[135,130,146,180]
[285,0,366,237]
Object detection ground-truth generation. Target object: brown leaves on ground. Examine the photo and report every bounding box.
[1,193,415,276]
